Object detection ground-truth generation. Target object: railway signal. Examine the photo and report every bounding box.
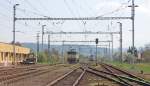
[95,38,99,44]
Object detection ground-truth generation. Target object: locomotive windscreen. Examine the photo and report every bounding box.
[67,51,76,55]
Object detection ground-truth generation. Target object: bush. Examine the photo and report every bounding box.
[37,52,48,63]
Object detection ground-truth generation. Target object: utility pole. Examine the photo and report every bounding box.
[132,0,135,53]
[128,0,138,55]
[42,25,46,51]
[13,4,19,65]
[111,34,114,61]
[118,22,123,62]
[108,42,111,59]
[106,46,108,57]
[36,33,40,63]
[96,44,98,65]
[48,34,50,54]
[48,34,50,64]
[78,46,81,59]
[62,40,64,64]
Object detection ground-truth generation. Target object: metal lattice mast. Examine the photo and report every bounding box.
[13,4,19,65]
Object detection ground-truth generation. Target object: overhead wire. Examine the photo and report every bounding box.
[19,0,66,33]
[5,0,12,4]
[82,0,131,46]
[0,0,40,31]
[84,0,97,17]
[4,0,47,18]
[36,0,53,16]
[17,8,48,17]
[71,0,88,41]
[25,0,42,14]
[92,0,131,38]
[0,6,41,31]
[0,0,44,43]
[2,0,132,44]
[17,8,64,33]
[63,0,83,27]
[96,0,132,17]
[63,0,86,44]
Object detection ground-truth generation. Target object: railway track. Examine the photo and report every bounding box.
[0,64,63,77]
[0,64,49,72]
[0,64,73,85]
[101,63,150,82]
[44,63,150,86]
[46,67,85,86]
[88,63,150,86]
[0,63,149,86]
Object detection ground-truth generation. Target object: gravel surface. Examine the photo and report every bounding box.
[78,72,120,86]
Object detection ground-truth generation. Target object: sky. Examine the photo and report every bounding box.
[0,0,150,49]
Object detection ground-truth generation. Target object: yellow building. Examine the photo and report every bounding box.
[0,42,30,65]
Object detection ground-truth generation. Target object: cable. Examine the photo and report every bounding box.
[5,0,48,17]
[64,0,77,17]
[72,0,90,16]
[25,0,42,14]
[0,12,10,19]
[70,0,90,41]
[70,0,87,23]
[5,0,11,4]
[0,2,12,14]
[63,0,83,30]
[0,1,40,30]
[96,0,131,17]
[128,0,132,3]
[36,0,53,16]
[17,8,48,17]
[84,0,97,16]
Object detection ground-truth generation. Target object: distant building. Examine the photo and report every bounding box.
[0,42,30,66]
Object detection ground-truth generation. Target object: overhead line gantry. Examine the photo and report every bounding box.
[16,17,131,20]
[48,40,112,43]
[12,0,136,64]
[45,31,120,34]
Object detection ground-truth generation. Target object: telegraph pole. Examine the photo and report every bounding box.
[42,25,46,51]
[13,4,19,65]
[118,22,123,62]
[36,33,40,63]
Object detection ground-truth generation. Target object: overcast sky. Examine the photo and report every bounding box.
[0,0,150,48]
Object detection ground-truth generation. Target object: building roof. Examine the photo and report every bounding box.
[0,42,30,54]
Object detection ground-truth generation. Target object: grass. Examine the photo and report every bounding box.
[107,61,150,73]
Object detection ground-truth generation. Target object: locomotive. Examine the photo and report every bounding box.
[67,49,79,64]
